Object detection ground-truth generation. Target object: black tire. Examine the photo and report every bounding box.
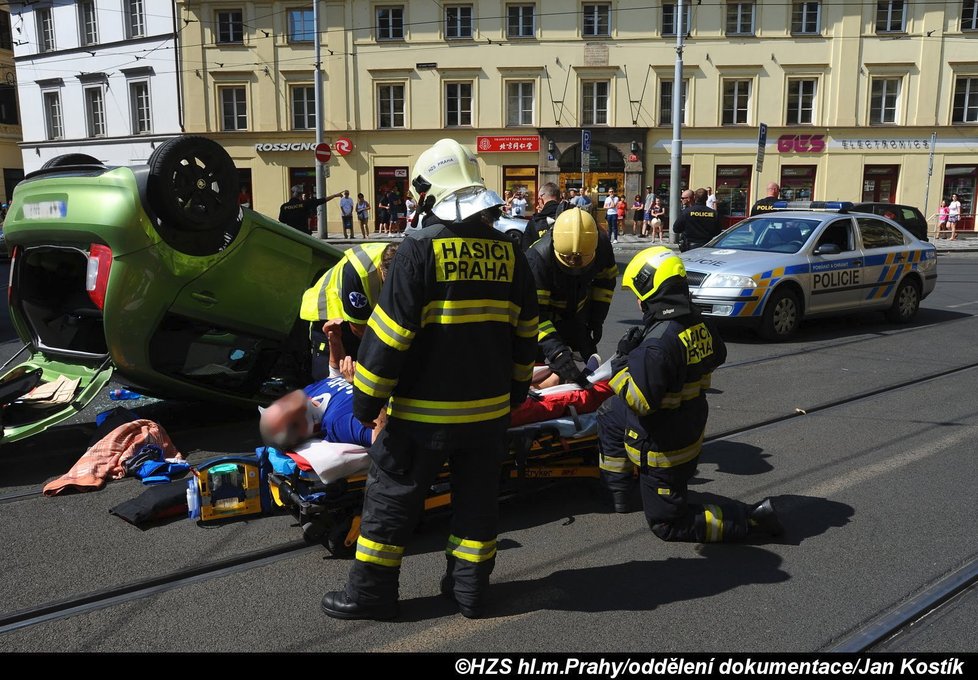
[885,277,920,323]
[505,229,524,246]
[147,135,238,233]
[759,287,801,341]
[41,153,102,169]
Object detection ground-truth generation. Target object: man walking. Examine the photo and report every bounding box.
[339,190,355,239]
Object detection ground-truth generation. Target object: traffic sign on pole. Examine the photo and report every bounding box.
[755,123,768,173]
[315,142,332,164]
[581,129,591,154]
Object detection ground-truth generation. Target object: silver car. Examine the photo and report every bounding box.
[680,210,938,340]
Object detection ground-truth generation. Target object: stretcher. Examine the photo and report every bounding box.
[268,363,615,556]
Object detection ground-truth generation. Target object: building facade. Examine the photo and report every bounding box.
[0,8,23,204]
[177,1,977,232]
[12,1,182,173]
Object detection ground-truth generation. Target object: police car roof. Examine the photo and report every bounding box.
[769,200,854,212]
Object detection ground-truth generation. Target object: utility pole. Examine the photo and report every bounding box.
[313,1,327,238]
[668,0,685,243]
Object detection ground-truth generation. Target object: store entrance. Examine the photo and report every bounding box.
[862,165,899,203]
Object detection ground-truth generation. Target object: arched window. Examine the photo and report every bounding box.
[558,142,625,173]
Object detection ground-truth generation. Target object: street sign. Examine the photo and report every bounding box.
[582,158,590,172]
[581,129,591,153]
[334,137,353,156]
[315,142,332,164]
[755,123,768,173]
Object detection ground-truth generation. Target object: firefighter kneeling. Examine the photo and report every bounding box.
[597,247,782,542]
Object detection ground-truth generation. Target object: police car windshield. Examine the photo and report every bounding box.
[711,217,820,254]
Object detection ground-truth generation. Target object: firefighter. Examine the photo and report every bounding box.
[525,207,617,386]
[300,242,398,380]
[597,246,782,541]
[320,139,538,620]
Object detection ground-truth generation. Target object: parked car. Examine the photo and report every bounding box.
[848,202,929,241]
[0,136,343,444]
[681,209,938,340]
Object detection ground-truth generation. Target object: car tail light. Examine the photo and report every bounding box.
[86,244,113,310]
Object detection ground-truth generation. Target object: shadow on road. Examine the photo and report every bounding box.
[698,441,774,476]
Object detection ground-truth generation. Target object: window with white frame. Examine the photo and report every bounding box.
[506,81,534,126]
[288,9,315,42]
[85,86,107,137]
[129,81,152,134]
[952,77,978,123]
[216,10,244,44]
[963,0,978,31]
[507,5,535,38]
[79,1,98,46]
[583,4,611,37]
[445,82,472,127]
[581,81,609,126]
[875,1,906,33]
[445,5,473,39]
[870,78,900,124]
[722,79,752,125]
[659,79,688,126]
[126,0,146,39]
[37,8,55,52]
[791,1,821,34]
[291,85,316,130]
[786,78,817,124]
[43,91,63,140]
[377,6,405,40]
[220,86,248,130]
[377,83,405,128]
[726,2,755,36]
[662,3,692,37]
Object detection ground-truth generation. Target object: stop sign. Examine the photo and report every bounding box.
[315,143,332,163]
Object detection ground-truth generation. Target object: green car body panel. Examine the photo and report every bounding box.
[1,164,343,443]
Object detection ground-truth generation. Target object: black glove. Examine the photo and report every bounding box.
[548,348,589,387]
[617,326,644,357]
[588,326,603,347]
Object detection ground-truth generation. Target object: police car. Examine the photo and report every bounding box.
[681,205,938,340]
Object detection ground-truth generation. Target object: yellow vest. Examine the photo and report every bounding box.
[300,243,388,322]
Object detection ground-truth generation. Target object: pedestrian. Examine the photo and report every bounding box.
[598,246,783,542]
[356,193,371,238]
[339,190,355,239]
[948,193,961,241]
[604,189,620,243]
[510,190,528,217]
[642,185,656,236]
[706,186,718,211]
[503,189,514,216]
[650,198,665,241]
[404,192,418,230]
[278,185,343,235]
[673,188,721,252]
[321,138,538,621]
[632,194,644,236]
[750,182,781,217]
[387,188,403,236]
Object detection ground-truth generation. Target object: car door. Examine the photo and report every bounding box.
[855,215,911,308]
[806,217,866,313]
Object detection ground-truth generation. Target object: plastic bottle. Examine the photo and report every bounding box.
[186,478,201,520]
[108,388,142,400]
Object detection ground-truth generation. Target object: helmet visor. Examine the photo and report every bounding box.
[432,187,504,222]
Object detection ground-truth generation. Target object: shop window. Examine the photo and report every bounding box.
[651,164,690,212]
[503,166,538,200]
[237,169,253,209]
[942,165,976,223]
[715,165,752,219]
[780,166,816,201]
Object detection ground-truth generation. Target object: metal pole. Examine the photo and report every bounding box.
[314,0,327,238]
[923,131,937,221]
[668,0,685,243]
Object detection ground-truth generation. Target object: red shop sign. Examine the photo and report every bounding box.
[476,135,541,153]
[777,134,826,153]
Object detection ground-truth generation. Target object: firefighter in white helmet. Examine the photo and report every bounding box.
[321,138,538,621]
[524,207,617,385]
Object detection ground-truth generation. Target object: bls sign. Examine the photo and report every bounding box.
[777,134,826,153]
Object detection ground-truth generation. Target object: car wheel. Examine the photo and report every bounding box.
[41,153,102,169]
[147,135,239,233]
[759,287,801,340]
[505,229,524,247]
[885,278,920,323]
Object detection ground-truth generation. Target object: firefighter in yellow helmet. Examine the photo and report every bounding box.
[597,246,783,541]
[299,242,398,380]
[321,139,538,620]
[524,207,617,385]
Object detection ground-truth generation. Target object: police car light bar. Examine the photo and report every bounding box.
[770,200,855,212]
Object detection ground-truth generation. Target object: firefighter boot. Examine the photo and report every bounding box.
[321,590,398,621]
[748,498,784,537]
[440,568,486,619]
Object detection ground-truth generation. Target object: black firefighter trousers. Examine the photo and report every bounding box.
[597,396,751,543]
[344,428,505,610]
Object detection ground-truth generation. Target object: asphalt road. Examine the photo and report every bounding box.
[1,253,977,652]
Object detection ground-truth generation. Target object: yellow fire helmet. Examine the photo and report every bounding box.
[552,207,598,270]
[411,139,503,222]
[621,246,687,302]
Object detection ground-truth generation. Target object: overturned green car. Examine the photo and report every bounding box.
[1,136,343,443]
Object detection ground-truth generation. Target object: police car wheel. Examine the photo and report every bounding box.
[885,278,920,323]
[41,153,103,169]
[505,229,523,246]
[147,135,239,233]
[759,287,801,340]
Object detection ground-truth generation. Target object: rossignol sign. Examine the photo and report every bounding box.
[255,142,318,152]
